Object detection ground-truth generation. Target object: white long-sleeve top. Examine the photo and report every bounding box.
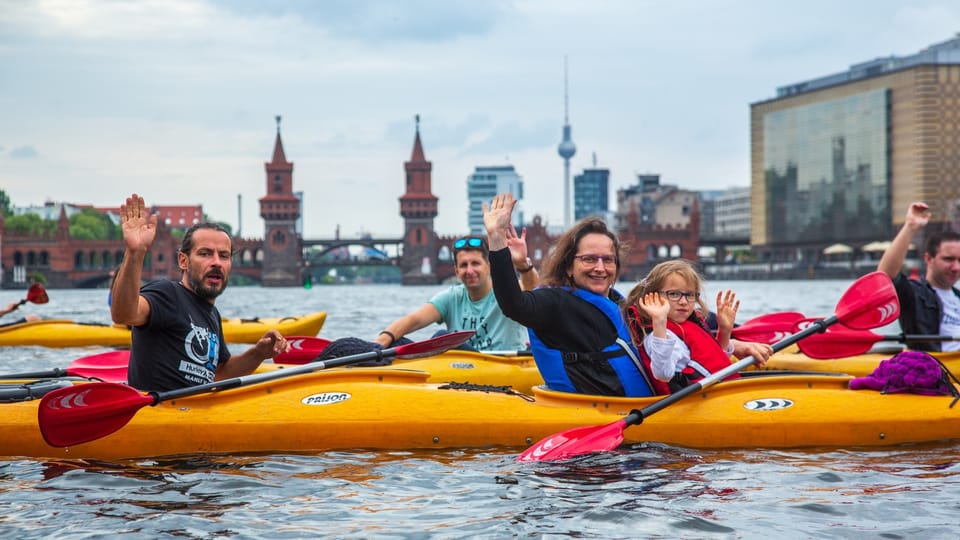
[642,329,734,382]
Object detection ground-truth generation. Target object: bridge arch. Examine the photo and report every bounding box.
[73,272,115,289]
[647,243,685,260]
[438,245,453,262]
[306,241,394,263]
[238,247,263,266]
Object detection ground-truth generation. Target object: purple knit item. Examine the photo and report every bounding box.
[849,351,951,395]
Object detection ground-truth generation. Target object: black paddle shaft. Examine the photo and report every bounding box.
[0,368,69,379]
[151,348,394,404]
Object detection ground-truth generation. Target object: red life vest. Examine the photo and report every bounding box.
[636,317,739,395]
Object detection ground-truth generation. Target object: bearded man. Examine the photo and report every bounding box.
[111,193,289,391]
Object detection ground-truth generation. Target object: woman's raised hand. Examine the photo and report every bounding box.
[482,193,517,250]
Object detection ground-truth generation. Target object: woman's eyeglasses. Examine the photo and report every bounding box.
[454,237,485,250]
[574,254,616,267]
[660,290,700,302]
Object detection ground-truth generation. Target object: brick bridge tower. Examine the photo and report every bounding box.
[259,115,302,286]
[399,115,439,285]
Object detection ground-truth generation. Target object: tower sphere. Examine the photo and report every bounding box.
[558,139,576,159]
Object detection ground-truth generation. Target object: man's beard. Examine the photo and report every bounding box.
[187,268,227,300]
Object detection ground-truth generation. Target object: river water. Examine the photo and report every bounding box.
[1,280,957,538]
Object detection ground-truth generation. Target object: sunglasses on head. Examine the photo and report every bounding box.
[454,237,485,250]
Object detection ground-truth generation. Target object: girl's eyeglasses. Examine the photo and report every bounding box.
[660,290,700,302]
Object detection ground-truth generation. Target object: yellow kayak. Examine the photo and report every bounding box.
[270,349,543,393]
[223,312,326,344]
[761,348,960,377]
[50,348,544,392]
[53,342,959,394]
[0,312,327,348]
[400,346,960,389]
[3,368,960,459]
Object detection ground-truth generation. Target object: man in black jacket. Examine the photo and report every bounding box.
[878,201,960,352]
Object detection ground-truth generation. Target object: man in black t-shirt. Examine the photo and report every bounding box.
[111,193,290,391]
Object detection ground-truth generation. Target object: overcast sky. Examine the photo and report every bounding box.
[2,1,959,239]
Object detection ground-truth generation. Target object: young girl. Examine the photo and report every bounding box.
[623,259,756,394]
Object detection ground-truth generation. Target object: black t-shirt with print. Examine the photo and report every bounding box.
[128,279,231,391]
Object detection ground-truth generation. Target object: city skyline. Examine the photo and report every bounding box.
[2,1,959,239]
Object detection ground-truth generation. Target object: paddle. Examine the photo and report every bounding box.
[0,351,129,382]
[274,336,333,364]
[38,330,475,448]
[272,335,534,365]
[8,283,49,312]
[517,271,899,462]
[797,326,960,359]
[730,311,805,344]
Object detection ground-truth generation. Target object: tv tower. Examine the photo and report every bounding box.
[557,56,577,228]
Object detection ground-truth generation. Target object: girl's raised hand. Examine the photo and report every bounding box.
[637,291,670,323]
[715,289,740,332]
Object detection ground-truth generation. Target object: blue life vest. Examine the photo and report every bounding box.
[528,287,655,397]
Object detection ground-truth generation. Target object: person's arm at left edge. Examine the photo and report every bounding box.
[0,301,17,318]
[215,330,290,380]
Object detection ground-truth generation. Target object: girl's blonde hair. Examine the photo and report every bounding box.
[622,259,709,347]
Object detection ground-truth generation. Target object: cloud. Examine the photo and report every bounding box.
[461,120,555,156]
[8,146,39,159]
[214,0,513,44]
[383,113,493,149]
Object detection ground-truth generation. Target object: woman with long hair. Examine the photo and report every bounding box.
[483,193,654,397]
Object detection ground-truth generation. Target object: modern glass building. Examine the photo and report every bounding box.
[573,167,610,221]
[714,187,751,239]
[466,165,524,235]
[750,35,960,265]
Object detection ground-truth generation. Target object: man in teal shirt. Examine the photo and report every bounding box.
[373,235,538,351]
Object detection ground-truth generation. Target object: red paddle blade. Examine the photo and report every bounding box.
[274,336,332,364]
[741,311,806,326]
[69,365,129,383]
[38,382,154,447]
[731,311,805,344]
[517,419,629,462]
[69,350,130,370]
[276,331,470,365]
[795,325,882,359]
[833,271,899,330]
[394,330,474,359]
[26,283,49,305]
[67,350,130,382]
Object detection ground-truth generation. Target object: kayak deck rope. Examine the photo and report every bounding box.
[437,381,535,402]
[0,379,73,403]
[933,357,960,408]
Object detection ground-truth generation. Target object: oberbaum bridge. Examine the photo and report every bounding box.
[0,120,704,290]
